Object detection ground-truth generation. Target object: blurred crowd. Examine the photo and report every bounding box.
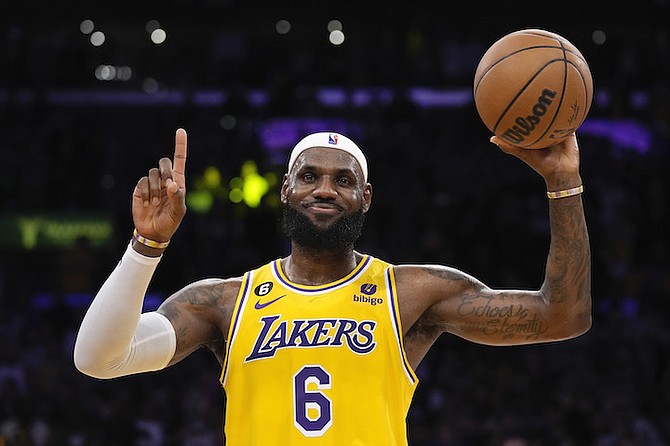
[1,3,670,445]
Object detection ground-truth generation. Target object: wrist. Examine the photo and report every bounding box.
[543,173,582,192]
[131,239,167,258]
[547,185,583,200]
[131,229,170,258]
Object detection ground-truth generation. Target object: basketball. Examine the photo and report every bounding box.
[473,29,594,149]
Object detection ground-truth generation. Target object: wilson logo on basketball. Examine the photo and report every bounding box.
[500,88,557,145]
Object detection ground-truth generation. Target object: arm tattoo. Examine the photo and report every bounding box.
[424,267,550,342]
[456,291,548,341]
[161,279,228,351]
[545,198,591,307]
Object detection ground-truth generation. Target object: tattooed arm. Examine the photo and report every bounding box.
[158,277,241,366]
[397,134,591,363]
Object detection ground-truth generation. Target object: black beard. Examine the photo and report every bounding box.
[281,203,365,253]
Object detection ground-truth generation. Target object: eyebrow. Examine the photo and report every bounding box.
[299,164,358,177]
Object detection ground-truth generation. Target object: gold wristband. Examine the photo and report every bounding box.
[133,228,170,249]
[546,185,584,200]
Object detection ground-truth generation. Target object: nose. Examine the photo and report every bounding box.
[312,176,338,199]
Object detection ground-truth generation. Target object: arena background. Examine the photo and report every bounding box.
[1,0,669,444]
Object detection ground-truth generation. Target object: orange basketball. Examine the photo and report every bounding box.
[474,29,594,149]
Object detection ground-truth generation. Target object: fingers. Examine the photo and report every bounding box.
[562,132,579,151]
[148,167,162,205]
[159,157,173,184]
[133,169,164,208]
[491,133,580,153]
[172,128,187,191]
[133,176,150,207]
[133,129,188,208]
[490,135,524,156]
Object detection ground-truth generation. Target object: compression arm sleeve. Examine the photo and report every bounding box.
[73,243,177,379]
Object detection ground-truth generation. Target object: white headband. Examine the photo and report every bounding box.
[288,132,368,182]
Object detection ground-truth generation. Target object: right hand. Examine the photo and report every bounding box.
[491,132,582,191]
[132,128,188,242]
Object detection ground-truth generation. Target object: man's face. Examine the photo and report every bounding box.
[281,147,372,252]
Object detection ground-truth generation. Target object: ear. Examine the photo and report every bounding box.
[280,173,289,203]
[361,183,372,213]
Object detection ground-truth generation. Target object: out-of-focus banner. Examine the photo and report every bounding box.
[0,214,114,250]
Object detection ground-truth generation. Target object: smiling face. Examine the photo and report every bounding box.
[280,147,372,252]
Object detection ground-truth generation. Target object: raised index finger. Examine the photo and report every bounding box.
[173,128,187,189]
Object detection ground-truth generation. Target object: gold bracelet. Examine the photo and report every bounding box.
[133,228,170,249]
[546,185,584,200]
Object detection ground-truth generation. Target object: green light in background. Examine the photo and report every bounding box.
[186,190,215,213]
[229,160,277,208]
[187,166,226,213]
[186,161,279,213]
[202,166,221,188]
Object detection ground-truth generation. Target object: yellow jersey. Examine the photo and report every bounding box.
[221,255,418,445]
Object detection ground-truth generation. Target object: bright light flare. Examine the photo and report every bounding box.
[90,31,105,47]
[151,28,167,44]
[329,30,345,45]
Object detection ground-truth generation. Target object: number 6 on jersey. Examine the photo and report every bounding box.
[293,365,333,437]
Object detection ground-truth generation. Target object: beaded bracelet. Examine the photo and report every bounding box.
[546,185,584,200]
[133,228,170,249]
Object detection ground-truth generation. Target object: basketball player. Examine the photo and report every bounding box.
[74,128,591,445]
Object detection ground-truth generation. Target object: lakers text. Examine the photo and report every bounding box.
[246,315,377,361]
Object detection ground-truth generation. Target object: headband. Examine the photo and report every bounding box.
[287,132,368,182]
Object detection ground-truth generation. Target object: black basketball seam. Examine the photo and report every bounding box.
[518,32,589,66]
[517,30,577,52]
[527,39,593,146]
[474,45,586,95]
[491,57,565,134]
[566,59,593,116]
[524,37,568,148]
[474,46,561,94]
[518,30,564,40]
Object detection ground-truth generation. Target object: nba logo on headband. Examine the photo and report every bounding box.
[288,132,369,182]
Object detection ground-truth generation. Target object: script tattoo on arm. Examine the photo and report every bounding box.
[423,267,549,343]
[454,291,549,342]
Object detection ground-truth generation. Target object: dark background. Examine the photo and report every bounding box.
[1,0,669,444]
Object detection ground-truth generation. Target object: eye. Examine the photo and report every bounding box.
[301,172,316,182]
[336,177,351,186]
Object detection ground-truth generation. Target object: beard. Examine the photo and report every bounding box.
[281,202,366,253]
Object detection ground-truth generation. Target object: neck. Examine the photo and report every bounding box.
[282,242,361,286]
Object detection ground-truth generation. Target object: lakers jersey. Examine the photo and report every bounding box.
[220,255,418,445]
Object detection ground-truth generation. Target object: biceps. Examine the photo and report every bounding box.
[434,289,551,345]
[157,299,221,364]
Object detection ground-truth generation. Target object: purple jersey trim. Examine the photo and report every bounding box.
[271,255,373,294]
[221,270,253,386]
[385,267,417,385]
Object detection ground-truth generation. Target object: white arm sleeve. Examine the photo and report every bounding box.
[73,243,177,379]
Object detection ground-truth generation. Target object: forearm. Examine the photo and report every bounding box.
[73,243,176,378]
[541,186,592,336]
